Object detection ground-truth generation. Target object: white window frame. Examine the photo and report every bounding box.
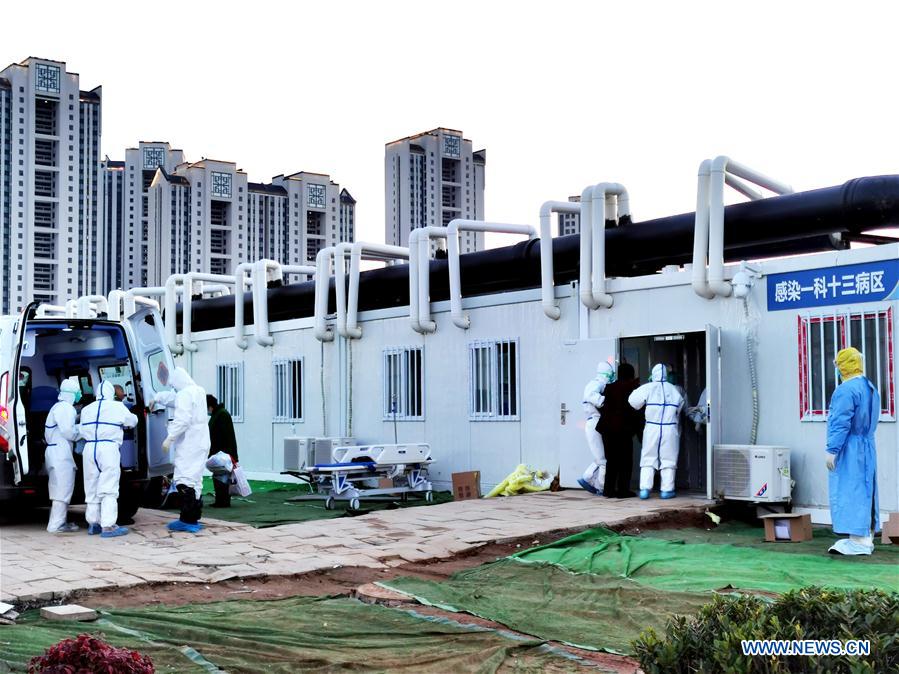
[216,361,244,423]
[468,339,520,421]
[273,358,304,423]
[382,347,424,421]
[799,307,894,421]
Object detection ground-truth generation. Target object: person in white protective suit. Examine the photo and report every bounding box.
[78,380,139,537]
[152,367,211,533]
[628,363,684,500]
[44,377,82,533]
[578,361,615,495]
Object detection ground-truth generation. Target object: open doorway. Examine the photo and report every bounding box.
[619,331,707,493]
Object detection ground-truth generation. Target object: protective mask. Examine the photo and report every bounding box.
[74,391,82,404]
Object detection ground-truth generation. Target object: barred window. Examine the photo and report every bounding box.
[273,358,303,422]
[469,339,519,420]
[799,308,894,420]
[383,347,424,420]
[216,362,244,422]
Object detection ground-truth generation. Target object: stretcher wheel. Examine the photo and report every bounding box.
[325,496,335,510]
[350,498,360,510]
[425,491,433,503]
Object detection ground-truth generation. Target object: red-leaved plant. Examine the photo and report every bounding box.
[28,634,154,674]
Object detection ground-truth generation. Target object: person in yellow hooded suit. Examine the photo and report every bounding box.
[826,347,880,555]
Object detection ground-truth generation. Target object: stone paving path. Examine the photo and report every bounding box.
[0,492,709,603]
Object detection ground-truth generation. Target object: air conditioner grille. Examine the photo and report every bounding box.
[714,448,752,497]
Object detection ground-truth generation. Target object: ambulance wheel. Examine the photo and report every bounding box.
[350,498,360,510]
[325,496,335,510]
[400,492,408,502]
[425,491,433,503]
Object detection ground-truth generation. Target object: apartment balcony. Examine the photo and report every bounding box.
[34,170,57,198]
[34,98,59,137]
[34,138,58,167]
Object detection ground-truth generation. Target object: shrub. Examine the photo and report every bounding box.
[632,587,899,674]
[28,633,154,674]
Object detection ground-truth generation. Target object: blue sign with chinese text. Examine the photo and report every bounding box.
[767,259,899,311]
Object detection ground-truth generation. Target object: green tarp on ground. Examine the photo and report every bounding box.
[0,597,587,673]
[153,479,452,528]
[382,558,710,654]
[512,527,899,594]
[382,523,899,654]
[637,520,899,565]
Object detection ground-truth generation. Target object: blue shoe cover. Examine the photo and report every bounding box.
[577,478,598,495]
[660,491,677,499]
[100,526,129,538]
[87,523,102,535]
[639,489,650,499]
[167,520,203,533]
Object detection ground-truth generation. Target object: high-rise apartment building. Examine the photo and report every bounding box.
[385,128,485,253]
[0,57,102,313]
[558,195,580,236]
[146,161,353,285]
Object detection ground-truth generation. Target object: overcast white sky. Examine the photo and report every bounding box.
[5,1,899,244]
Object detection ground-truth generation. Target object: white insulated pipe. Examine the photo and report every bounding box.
[539,201,581,320]
[181,272,236,352]
[107,290,126,321]
[233,262,255,350]
[709,156,793,298]
[448,220,537,329]
[124,287,165,319]
[252,259,281,347]
[334,243,355,338]
[164,274,185,354]
[409,227,448,333]
[76,295,109,319]
[579,183,629,310]
[314,247,336,342]
[65,299,78,318]
[35,304,67,318]
[345,242,409,338]
[692,160,715,300]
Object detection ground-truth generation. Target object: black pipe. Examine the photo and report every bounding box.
[177,175,899,332]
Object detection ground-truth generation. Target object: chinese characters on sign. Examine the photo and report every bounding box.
[767,260,899,311]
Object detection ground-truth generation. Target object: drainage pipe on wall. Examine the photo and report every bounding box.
[447,220,537,329]
[539,200,581,320]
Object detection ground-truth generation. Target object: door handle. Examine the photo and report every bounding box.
[560,403,569,425]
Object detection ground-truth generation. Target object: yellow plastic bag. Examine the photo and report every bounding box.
[485,464,551,498]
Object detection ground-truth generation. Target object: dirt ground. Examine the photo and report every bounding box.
[66,508,714,673]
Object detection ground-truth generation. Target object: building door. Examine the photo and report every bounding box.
[558,338,617,487]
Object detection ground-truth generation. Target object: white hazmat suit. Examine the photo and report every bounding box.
[579,361,615,495]
[78,380,139,533]
[153,367,210,528]
[628,364,684,498]
[44,377,81,533]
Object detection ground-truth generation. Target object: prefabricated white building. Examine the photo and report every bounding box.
[158,169,898,525]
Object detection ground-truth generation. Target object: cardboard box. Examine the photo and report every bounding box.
[452,471,481,501]
[882,513,899,545]
[760,513,812,542]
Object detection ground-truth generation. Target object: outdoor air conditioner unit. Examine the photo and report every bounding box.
[713,444,791,502]
[283,437,355,471]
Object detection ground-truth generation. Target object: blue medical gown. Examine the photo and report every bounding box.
[826,376,880,536]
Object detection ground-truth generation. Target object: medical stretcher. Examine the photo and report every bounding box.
[282,443,433,510]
